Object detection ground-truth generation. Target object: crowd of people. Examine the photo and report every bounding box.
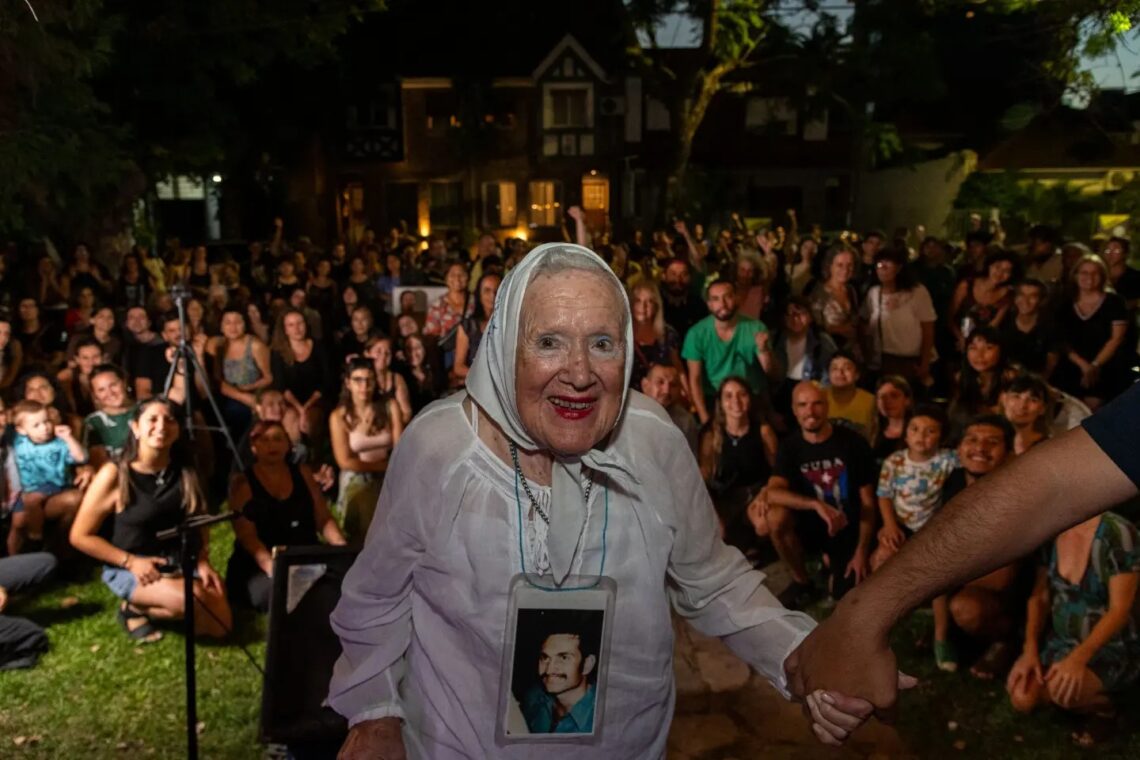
[0,208,1137,742]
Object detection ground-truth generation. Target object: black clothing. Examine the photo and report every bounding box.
[110,469,185,560]
[1001,318,1060,376]
[227,463,319,612]
[708,426,771,552]
[872,427,906,465]
[114,276,150,310]
[1083,381,1140,488]
[1056,293,1131,400]
[774,425,876,599]
[662,292,708,337]
[272,342,332,406]
[0,553,56,670]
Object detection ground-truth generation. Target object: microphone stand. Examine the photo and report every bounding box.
[157,512,238,760]
[158,284,249,759]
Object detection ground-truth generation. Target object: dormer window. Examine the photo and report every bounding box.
[543,84,594,129]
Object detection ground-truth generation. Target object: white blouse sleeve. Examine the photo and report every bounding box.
[661,424,816,698]
[328,434,434,727]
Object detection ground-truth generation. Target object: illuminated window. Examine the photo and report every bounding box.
[582,177,609,212]
[528,181,563,227]
[481,182,517,228]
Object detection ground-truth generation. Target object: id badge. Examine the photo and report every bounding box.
[495,573,616,746]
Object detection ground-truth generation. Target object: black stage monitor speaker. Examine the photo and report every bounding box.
[260,545,359,748]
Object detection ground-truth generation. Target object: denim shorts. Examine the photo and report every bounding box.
[101,565,137,601]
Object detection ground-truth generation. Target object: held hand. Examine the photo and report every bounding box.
[673,219,688,235]
[258,557,275,579]
[274,217,284,229]
[567,205,584,222]
[755,330,771,353]
[803,689,873,746]
[339,718,406,760]
[127,555,165,586]
[815,502,848,536]
[785,617,918,723]
[55,424,75,440]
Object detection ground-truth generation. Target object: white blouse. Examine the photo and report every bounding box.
[328,392,815,759]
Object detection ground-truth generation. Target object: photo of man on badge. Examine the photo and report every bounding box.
[516,609,602,734]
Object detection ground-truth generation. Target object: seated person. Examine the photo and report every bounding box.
[825,352,877,442]
[697,377,777,552]
[226,421,346,612]
[871,375,913,464]
[1000,373,1051,455]
[766,381,876,608]
[0,551,57,669]
[1007,511,1139,746]
[870,404,959,671]
[8,400,86,555]
[82,364,134,468]
[1000,278,1060,379]
[56,337,105,421]
[640,362,698,455]
[69,397,231,643]
[943,414,1022,679]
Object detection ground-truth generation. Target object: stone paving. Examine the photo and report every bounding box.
[666,563,910,759]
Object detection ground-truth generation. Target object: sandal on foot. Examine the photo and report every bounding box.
[117,603,162,643]
[970,641,1014,680]
[934,640,958,673]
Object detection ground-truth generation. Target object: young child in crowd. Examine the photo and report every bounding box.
[870,403,960,671]
[825,351,877,442]
[8,400,87,555]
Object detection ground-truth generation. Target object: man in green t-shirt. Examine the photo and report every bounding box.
[682,279,774,424]
[83,364,135,468]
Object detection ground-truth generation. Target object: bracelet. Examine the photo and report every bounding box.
[120,553,132,568]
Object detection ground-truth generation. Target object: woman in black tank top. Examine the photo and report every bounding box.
[227,420,346,611]
[698,377,778,554]
[70,397,232,642]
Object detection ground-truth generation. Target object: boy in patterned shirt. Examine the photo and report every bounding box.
[870,403,960,671]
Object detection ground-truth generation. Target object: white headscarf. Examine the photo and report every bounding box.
[466,243,635,585]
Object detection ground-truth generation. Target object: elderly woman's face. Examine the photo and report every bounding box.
[516,270,626,457]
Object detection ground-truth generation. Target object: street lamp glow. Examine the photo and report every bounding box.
[211,174,223,183]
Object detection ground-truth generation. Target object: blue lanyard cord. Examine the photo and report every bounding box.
[514,466,608,591]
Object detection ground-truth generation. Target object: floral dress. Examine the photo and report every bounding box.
[1042,512,1140,691]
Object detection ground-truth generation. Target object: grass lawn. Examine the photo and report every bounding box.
[2,527,1140,758]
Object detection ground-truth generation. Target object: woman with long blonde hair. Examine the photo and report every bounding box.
[629,279,687,396]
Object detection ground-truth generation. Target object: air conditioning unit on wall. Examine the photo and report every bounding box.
[600,96,626,116]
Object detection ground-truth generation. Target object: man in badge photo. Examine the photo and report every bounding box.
[520,612,600,734]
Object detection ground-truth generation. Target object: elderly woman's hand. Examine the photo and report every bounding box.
[339,718,406,760]
[804,690,873,746]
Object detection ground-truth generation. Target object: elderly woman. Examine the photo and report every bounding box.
[330,244,869,758]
